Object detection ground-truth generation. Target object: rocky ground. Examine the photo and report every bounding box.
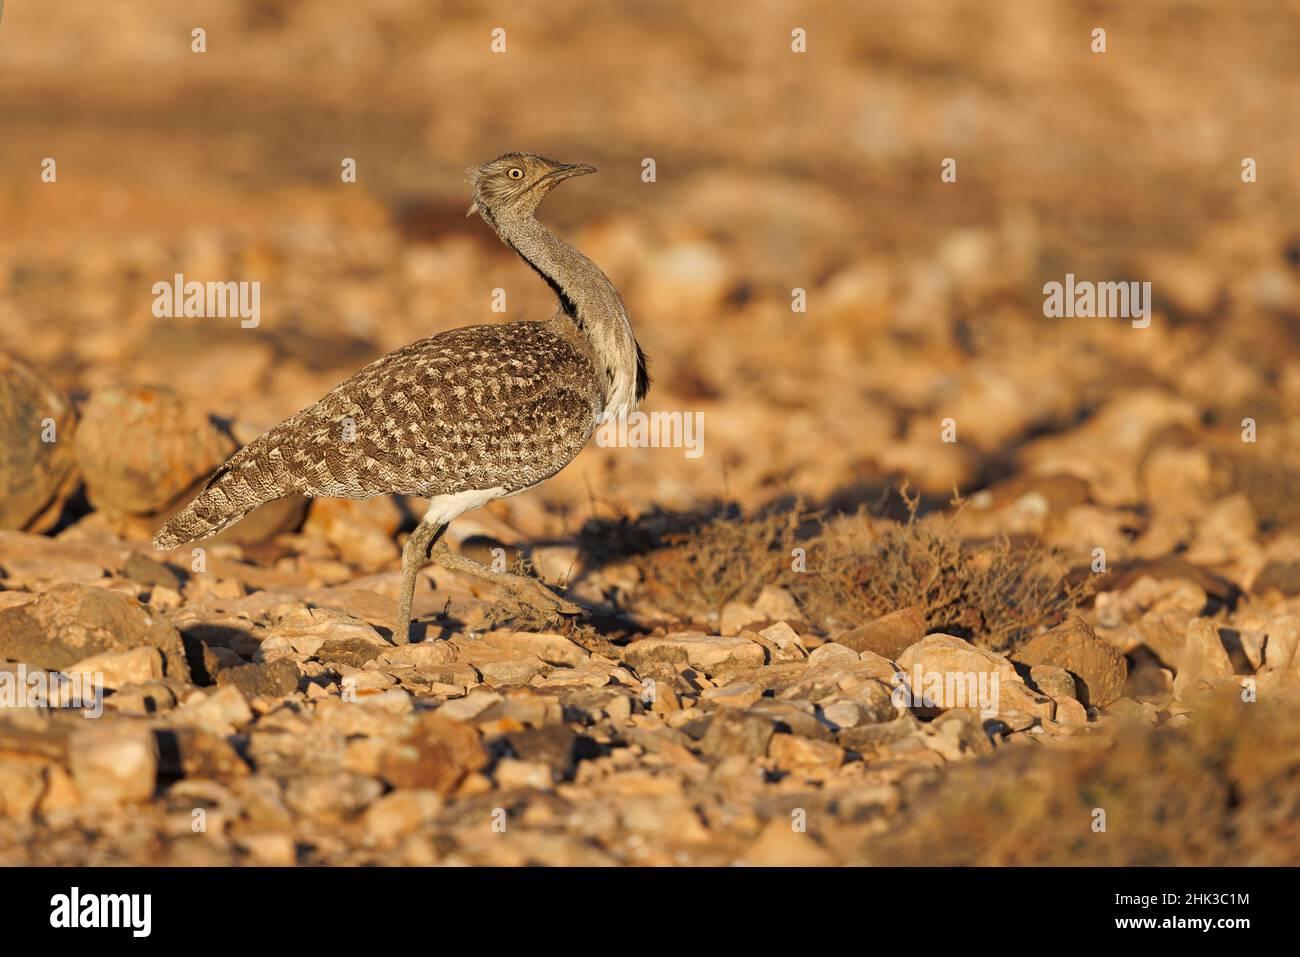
[3,0,1300,865]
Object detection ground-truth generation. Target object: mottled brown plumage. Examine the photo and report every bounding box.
[154,152,647,642]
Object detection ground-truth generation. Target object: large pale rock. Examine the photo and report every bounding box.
[896,633,1022,713]
[74,384,235,514]
[0,353,79,532]
[1014,617,1127,708]
[897,634,1020,682]
[0,583,192,681]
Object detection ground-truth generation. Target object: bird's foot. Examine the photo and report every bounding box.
[499,573,583,618]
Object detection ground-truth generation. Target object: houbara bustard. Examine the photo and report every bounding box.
[154,152,648,643]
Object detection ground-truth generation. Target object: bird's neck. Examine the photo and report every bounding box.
[490,211,647,417]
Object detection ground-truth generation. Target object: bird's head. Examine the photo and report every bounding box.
[466,152,596,222]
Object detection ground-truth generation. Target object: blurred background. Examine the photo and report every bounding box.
[4,0,1300,541]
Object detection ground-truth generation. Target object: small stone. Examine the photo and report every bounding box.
[156,727,250,782]
[123,552,184,591]
[1054,696,1088,726]
[494,758,554,790]
[363,789,441,840]
[284,772,383,820]
[1252,561,1300,597]
[269,608,389,658]
[318,637,385,669]
[821,700,862,729]
[835,607,926,659]
[438,690,504,723]
[378,713,487,795]
[501,725,594,780]
[698,709,774,760]
[768,733,844,769]
[376,640,460,671]
[1013,617,1128,708]
[237,832,296,866]
[719,601,765,635]
[1026,664,1078,702]
[807,642,859,668]
[172,685,254,735]
[1259,615,1300,673]
[148,584,183,611]
[216,659,302,699]
[67,723,158,805]
[997,681,1055,721]
[757,621,807,659]
[1173,617,1235,698]
[701,681,764,709]
[753,585,803,623]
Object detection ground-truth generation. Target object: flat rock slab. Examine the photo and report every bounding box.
[624,633,766,675]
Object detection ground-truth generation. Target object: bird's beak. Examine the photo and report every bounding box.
[546,163,597,182]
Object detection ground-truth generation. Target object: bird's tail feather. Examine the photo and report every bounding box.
[151,460,276,550]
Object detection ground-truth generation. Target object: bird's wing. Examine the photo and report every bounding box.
[222,322,604,500]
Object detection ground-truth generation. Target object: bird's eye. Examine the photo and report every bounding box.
[507,167,524,179]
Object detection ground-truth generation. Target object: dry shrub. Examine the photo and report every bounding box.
[633,507,800,617]
[791,492,1092,650]
[858,689,1300,865]
[630,489,1089,646]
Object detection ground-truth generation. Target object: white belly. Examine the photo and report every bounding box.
[423,486,508,526]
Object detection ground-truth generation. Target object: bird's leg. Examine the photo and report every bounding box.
[429,538,582,617]
[392,520,447,644]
